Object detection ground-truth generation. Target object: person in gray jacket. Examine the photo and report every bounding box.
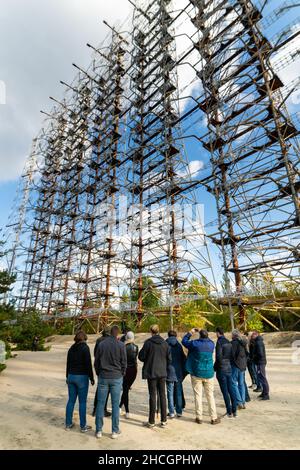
[94,325,127,439]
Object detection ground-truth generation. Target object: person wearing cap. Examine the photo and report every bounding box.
[92,327,111,417]
[119,331,139,419]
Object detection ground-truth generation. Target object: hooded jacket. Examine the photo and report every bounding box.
[231,337,247,371]
[166,336,186,382]
[182,333,215,379]
[214,335,232,375]
[253,335,267,365]
[138,335,171,380]
[66,341,94,381]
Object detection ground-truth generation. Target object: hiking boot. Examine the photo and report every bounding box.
[143,422,155,428]
[80,425,92,433]
[112,430,121,439]
[211,418,221,425]
[95,431,102,439]
[195,418,202,424]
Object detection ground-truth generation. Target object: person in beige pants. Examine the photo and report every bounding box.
[182,328,220,425]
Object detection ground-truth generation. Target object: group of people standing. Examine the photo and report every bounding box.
[65,323,270,438]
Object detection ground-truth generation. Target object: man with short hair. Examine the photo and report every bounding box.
[138,324,171,428]
[94,325,127,439]
[231,329,248,410]
[252,331,270,400]
[214,327,237,418]
[92,327,111,417]
[182,328,220,425]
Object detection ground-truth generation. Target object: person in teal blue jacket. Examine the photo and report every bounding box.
[182,329,220,425]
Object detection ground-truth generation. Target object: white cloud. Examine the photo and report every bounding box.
[0,0,131,182]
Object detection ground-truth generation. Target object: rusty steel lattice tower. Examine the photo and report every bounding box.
[2,0,300,330]
[189,0,300,325]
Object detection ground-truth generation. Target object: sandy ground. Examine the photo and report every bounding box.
[0,333,299,450]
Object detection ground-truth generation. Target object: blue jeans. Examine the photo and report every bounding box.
[167,381,183,415]
[231,366,246,405]
[96,377,123,433]
[216,371,237,415]
[66,374,89,428]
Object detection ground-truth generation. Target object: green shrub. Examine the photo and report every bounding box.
[246,309,264,333]
[10,309,54,351]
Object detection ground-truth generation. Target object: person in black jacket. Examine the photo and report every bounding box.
[119,331,139,418]
[231,329,248,409]
[92,327,111,417]
[65,330,94,432]
[214,327,237,418]
[246,332,258,388]
[94,325,127,439]
[252,331,270,400]
[138,324,171,428]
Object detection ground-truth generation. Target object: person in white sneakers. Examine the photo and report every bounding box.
[119,331,139,419]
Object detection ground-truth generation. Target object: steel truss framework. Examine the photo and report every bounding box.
[2,0,300,330]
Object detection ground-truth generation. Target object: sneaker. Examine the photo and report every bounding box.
[65,424,74,430]
[211,418,221,425]
[237,404,246,410]
[125,413,130,419]
[226,414,233,419]
[104,410,112,417]
[233,412,238,418]
[259,395,270,401]
[176,414,182,418]
[253,388,262,393]
[112,431,121,439]
[167,413,175,419]
[95,431,102,439]
[160,421,167,428]
[80,425,92,433]
[143,422,155,428]
[195,418,202,424]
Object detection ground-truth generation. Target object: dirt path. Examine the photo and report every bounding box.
[0,334,299,450]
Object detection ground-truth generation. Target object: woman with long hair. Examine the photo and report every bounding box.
[65,330,94,432]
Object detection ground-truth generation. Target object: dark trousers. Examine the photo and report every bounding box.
[120,366,137,413]
[147,378,167,424]
[217,371,237,415]
[257,364,270,397]
[247,358,258,385]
